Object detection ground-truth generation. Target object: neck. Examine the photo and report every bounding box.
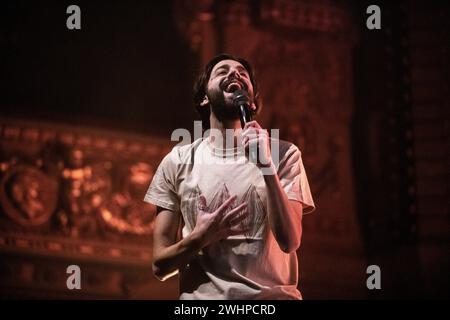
[208,110,242,149]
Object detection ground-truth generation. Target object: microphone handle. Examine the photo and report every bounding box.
[238,104,257,164]
[239,104,252,128]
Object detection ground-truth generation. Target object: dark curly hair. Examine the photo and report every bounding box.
[193,53,261,130]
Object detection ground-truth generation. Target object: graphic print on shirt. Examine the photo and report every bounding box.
[182,183,266,240]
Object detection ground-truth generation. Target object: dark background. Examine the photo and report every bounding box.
[1,1,195,136]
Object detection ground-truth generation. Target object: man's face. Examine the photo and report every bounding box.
[205,59,255,122]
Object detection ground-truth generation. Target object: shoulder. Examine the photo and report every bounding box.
[164,138,204,166]
[271,138,302,161]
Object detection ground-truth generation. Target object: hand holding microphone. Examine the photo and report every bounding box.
[233,89,256,164]
[233,90,272,168]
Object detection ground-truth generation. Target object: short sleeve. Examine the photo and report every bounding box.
[143,148,180,212]
[277,144,316,214]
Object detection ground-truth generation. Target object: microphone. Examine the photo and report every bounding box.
[233,89,252,129]
[233,89,257,163]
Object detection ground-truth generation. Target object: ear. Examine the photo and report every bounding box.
[200,95,209,107]
[250,102,257,111]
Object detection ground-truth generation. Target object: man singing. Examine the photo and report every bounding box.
[144,53,315,299]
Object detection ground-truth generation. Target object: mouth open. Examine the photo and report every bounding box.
[226,82,242,93]
[222,80,244,93]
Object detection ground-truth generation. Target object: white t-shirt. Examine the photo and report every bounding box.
[144,138,315,300]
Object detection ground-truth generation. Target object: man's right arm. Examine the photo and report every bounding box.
[152,206,203,281]
[152,195,249,281]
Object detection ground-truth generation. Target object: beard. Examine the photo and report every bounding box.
[206,87,240,122]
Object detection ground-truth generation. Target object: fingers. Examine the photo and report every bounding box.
[242,127,264,138]
[242,128,268,145]
[242,130,268,139]
[221,203,250,238]
[222,202,247,225]
[243,120,261,130]
[242,137,268,154]
[215,195,237,216]
[197,195,207,212]
[227,209,248,227]
[242,136,266,147]
[241,123,268,158]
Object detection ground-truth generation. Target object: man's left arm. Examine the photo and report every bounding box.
[242,121,303,253]
[263,174,303,253]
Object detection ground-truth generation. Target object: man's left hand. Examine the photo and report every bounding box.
[241,120,272,168]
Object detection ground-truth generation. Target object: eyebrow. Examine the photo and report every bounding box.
[214,65,228,73]
[213,64,248,74]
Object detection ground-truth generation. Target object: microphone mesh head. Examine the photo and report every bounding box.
[232,89,250,106]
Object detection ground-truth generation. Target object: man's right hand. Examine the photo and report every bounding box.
[190,194,249,248]
[151,195,248,281]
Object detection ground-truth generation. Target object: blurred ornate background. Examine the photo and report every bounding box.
[0,0,448,299]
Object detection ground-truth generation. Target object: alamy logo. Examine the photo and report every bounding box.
[366,265,381,290]
[66,265,81,290]
[366,5,381,30]
[171,121,280,175]
[66,5,81,30]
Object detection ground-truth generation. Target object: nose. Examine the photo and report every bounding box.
[229,68,241,79]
